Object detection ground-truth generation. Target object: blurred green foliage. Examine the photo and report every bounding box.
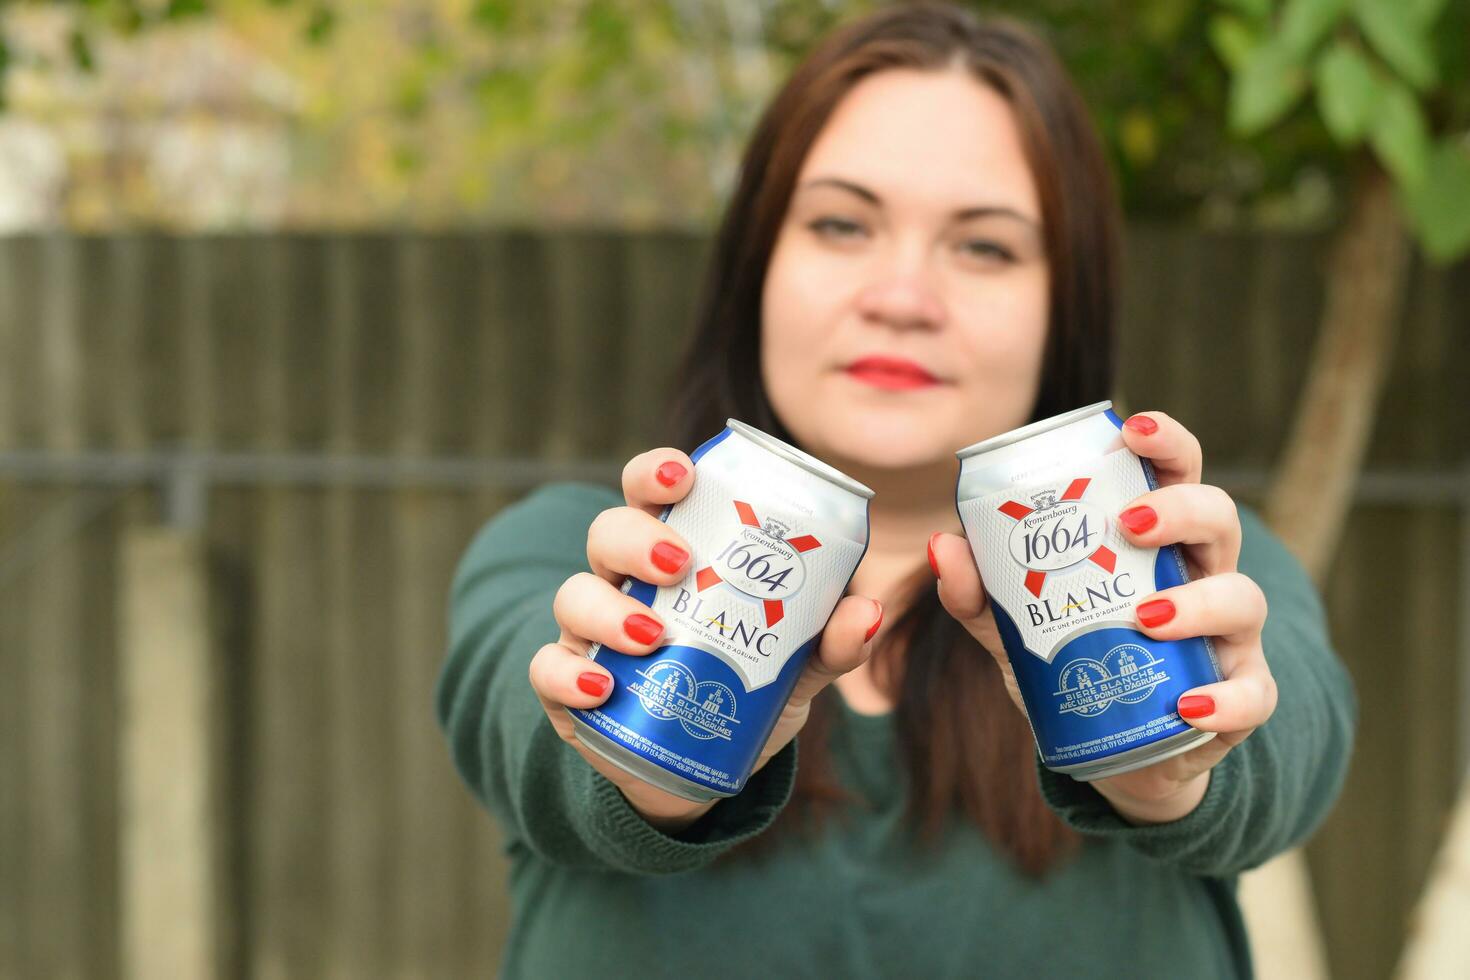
[1213,0,1469,261]
[0,0,1464,240]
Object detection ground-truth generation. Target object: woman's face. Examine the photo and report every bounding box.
[761,67,1049,476]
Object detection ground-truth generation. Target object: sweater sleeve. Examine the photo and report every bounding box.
[434,481,798,876]
[1035,504,1357,877]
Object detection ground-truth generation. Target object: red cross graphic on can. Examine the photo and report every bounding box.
[692,500,821,627]
[996,478,1118,598]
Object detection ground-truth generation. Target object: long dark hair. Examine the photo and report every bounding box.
[664,3,1120,875]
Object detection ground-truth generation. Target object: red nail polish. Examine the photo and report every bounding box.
[656,461,687,487]
[624,613,664,646]
[1137,598,1175,628]
[1118,505,1157,534]
[577,672,611,698]
[651,541,689,574]
[927,533,942,579]
[1124,414,1159,435]
[1177,694,1215,719]
[864,602,884,643]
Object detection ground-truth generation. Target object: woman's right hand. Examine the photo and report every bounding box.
[529,448,883,832]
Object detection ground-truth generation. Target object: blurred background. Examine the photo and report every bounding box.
[0,1,1465,978]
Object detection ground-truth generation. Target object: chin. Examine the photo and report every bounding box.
[797,405,960,473]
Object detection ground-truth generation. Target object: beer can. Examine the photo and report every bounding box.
[954,401,1222,780]
[569,419,872,802]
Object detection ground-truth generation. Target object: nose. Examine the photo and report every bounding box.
[854,245,946,332]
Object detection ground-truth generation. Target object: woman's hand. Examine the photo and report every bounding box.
[929,411,1275,825]
[529,448,883,833]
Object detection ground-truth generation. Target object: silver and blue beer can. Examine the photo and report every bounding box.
[569,419,873,802]
[955,401,1223,780]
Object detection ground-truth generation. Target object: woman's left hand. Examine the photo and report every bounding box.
[930,410,1276,825]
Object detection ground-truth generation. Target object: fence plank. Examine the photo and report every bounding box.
[0,235,27,980]
[544,231,628,458]
[77,236,125,980]
[0,239,17,451]
[622,232,704,454]
[0,490,33,980]
[474,231,552,458]
[6,240,44,447]
[120,528,217,980]
[323,238,397,980]
[179,237,216,450]
[251,237,331,980]
[203,485,257,980]
[392,235,459,979]
[25,234,89,979]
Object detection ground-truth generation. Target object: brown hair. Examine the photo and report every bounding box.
[664,2,1120,875]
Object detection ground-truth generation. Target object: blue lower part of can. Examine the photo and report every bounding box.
[568,576,815,796]
[991,547,1222,771]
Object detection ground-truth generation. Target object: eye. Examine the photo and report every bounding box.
[807,216,868,240]
[958,239,1016,263]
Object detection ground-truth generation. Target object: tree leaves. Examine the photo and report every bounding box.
[1402,141,1470,263]
[1313,41,1379,144]
[305,5,335,45]
[1368,78,1430,186]
[1280,0,1347,58]
[1215,0,1465,260]
[68,29,95,73]
[1209,14,1259,71]
[1219,0,1273,19]
[165,0,211,18]
[1353,0,1437,90]
[1229,39,1309,134]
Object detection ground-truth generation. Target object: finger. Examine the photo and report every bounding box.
[932,529,994,626]
[1119,411,1202,487]
[1133,572,1267,646]
[1172,656,1278,736]
[787,595,882,707]
[586,506,694,586]
[1117,483,1242,577]
[932,531,985,619]
[528,641,616,712]
[931,531,1010,664]
[622,448,696,516]
[553,572,668,655]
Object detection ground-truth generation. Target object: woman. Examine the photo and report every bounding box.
[436,4,1355,977]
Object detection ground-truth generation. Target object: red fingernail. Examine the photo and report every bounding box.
[864,602,884,643]
[1119,505,1157,534]
[577,672,611,697]
[624,613,664,645]
[1124,414,1158,435]
[651,541,689,574]
[656,461,687,487]
[927,533,942,579]
[1177,694,1215,719]
[1137,598,1175,628]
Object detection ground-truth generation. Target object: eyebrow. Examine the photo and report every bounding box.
[797,176,1040,229]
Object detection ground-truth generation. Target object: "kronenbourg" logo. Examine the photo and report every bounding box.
[997,477,1116,596]
[689,500,820,628]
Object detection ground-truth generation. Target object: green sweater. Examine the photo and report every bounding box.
[435,482,1355,979]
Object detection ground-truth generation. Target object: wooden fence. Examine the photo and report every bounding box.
[0,231,1465,979]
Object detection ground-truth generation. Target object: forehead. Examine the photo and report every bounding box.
[796,67,1040,217]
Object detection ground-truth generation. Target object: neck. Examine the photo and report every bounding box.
[832,455,962,714]
[841,455,963,605]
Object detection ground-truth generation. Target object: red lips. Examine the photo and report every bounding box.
[844,355,939,391]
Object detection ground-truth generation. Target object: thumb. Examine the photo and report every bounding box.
[787,594,882,708]
[931,532,996,642]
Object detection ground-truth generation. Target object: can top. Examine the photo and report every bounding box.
[726,419,875,500]
[955,400,1113,461]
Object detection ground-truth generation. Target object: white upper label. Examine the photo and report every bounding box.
[640,481,864,691]
[958,448,1158,663]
